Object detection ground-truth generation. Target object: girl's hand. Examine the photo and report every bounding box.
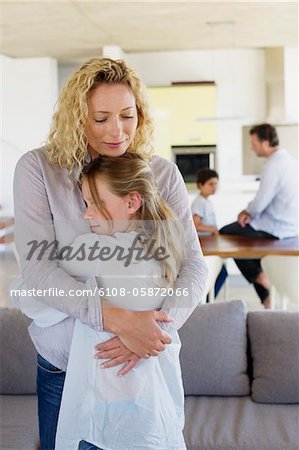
[102,304,173,358]
[95,336,141,376]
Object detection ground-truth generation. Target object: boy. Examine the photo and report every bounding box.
[191,168,227,297]
[191,168,219,236]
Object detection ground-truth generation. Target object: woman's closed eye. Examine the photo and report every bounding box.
[95,116,134,123]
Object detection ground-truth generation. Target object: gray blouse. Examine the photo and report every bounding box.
[13,147,207,370]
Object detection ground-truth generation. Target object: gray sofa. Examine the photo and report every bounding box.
[1,300,298,450]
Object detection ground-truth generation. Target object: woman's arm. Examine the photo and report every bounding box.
[14,151,103,330]
[95,336,141,376]
[102,303,172,357]
[157,162,208,332]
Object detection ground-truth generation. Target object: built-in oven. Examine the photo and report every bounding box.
[172,145,217,184]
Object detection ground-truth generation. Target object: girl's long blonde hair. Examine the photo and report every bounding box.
[82,153,184,286]
[47,57,154,175]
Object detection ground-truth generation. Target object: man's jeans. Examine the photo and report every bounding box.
[37,354,102,450]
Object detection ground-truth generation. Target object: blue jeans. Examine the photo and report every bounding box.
[37,354,66,450]
[37,354,102,450]
[78,441,103,450]
[206,264,228,302]
[214,264,228,298]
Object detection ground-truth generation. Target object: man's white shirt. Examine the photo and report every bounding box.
[246,148,298,239]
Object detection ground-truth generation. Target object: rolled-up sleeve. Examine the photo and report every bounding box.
[13,152,103,331]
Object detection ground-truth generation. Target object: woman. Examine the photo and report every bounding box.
[13,57,207,449]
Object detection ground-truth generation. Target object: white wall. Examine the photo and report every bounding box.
[1,55,58,216]
[126,49,266,180]
[58,64,78,92]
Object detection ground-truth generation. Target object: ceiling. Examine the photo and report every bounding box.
[1,1,298,64]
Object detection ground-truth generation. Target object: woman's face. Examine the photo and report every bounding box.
[81,178,131,235]
[85,83,138,159]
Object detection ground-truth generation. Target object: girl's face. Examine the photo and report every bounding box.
[199,177,218,197]
[85,83,138,159]
[82,178,132,235]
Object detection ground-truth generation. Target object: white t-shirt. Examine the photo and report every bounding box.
[54,231,186,450]
[191,194,217,236]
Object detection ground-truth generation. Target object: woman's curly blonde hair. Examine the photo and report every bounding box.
[47,57,154,175]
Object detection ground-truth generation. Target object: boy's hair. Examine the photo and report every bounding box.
[249,123,279,147]
[196,168,219,187]
[82,153,184,286]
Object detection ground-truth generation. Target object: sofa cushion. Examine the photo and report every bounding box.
[248,311,299,404]
[0,394,39,450]
[183,396,299,450]
[0,308,37,394]
[179,300,250,396]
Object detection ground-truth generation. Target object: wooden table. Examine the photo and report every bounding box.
[199,235,299,302]
[199,235,299,258]
[0,218,14,245]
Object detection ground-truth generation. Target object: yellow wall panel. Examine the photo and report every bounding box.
[147,85,217,156]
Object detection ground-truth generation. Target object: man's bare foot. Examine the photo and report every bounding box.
[256,271,271,290]
[263,296,271,309]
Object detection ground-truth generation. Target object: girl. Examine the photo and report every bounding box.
[56,153,186,449]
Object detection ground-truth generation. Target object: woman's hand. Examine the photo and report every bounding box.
[95,336,141,376]
[102,303,173,358]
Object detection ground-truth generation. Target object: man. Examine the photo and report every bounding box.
[220,123,298,308]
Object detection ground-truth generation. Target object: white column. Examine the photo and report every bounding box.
[1,54,58,215]
[284,47,298,122]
